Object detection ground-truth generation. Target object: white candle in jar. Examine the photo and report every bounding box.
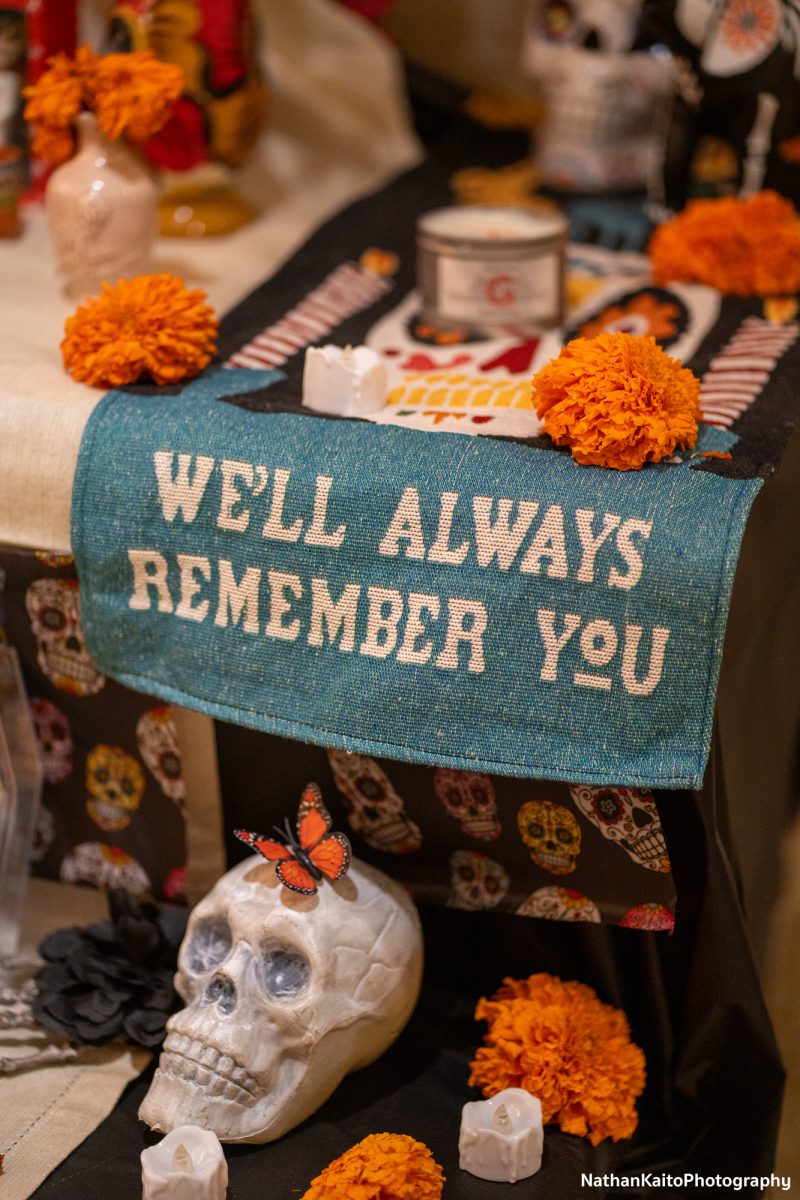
[459,1088,543,1183]
[303,343,388,416]
[141,1125,228,1200]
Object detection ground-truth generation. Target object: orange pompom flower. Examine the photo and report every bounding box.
[532,331,700,470]
[23,52,82,130]
[468,973,646,1146]
[87,51,184,143]
[62,274,218,389]
[301,1133,445,1200]
[648,190,800,296]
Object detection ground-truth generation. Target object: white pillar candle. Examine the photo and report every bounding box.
[141,1125,228,1200]
[302,344,388,417]
[459,1088,543,1183]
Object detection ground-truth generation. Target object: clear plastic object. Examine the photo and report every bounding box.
[0,645,43,954]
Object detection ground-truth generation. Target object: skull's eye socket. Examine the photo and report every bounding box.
[185,917,232,974]
[356,776,382,800]
[41,606,66,631]
[121,778,136,796]
[556,827,574,844]
[260,946,310,1000]
[472,787,489,807]
[94,767,110,785]
[527,821,544,840]
[160,751,181,779]
[485,875,500,895]
[457,865,475,882]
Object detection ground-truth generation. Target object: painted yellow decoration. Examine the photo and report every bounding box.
[387,373,534,412]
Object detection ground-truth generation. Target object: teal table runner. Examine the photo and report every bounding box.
[71,369,761,790]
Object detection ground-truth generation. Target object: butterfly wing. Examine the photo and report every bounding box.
[296,782,332,849]
[275,858,319,895]
[309,831,351,881]
[235,829,293,862]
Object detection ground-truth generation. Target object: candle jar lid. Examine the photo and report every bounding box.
[417,205,568,256]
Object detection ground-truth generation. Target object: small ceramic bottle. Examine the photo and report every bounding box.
[45,110,158,299]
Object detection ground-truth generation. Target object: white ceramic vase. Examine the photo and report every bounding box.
[45,111,158,300]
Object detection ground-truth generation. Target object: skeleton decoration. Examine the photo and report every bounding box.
[25,579,105,697]
[524,0,674,192]
[327,750,422,854]
[637,0,800,208]
[140,854,423,1143]
[517,800,582,875]
[516,886,601,922]
[447,850,510,911]
[569,784,671,872]
[60,841,151,893]
[136,706,185,808]
[85,744,146,833]
[29,698,73,784]
[434,769,502,841]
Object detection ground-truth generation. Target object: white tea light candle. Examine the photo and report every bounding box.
[303,344,388,417]
[459,1088,543,1183]
[416,204,567,331]
[141,1125,227,1200]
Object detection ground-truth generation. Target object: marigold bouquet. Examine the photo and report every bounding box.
[301,1132,444,1200]
[23,44,183,166]
[468,972,646,1146]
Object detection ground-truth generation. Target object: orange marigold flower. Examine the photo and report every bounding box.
[468,973,646,1146]
[23,52,82,132]
[62,274,218,389]
[648,190,800,296]
[301,1133,445,1200]
[87,51,184,143]
[532,331,700,470]
[30,122,75,167]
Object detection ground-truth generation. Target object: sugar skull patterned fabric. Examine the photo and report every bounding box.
[216,725,678,930]
[1,550,186,902]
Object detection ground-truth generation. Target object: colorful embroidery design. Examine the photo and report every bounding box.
[85,744,146,833]
[618,902,675,931]
[327,749,422,853]
[136,705,185,807]
[569,785,670,873]
[433,769,502,841]
[25,579,105,696]
[516,886,601,922]
[29,698,73,783]
[227,262,394,370]
[576,288,686,345]
[517,800,582,875]
[447,850,510,910]
[699,316,800,427]
[60,842,151,893]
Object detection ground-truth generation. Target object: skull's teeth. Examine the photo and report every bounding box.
[160,1036,264,1104]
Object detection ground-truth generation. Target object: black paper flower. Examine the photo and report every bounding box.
[32,890,188,1048]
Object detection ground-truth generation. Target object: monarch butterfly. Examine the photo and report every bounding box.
[235,783,351,896]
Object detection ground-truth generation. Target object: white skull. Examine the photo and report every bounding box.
[29,698,73,783]
[434,769,502,841]
[327,750,422,853]
[139,854,423,1143]
[525,1,674,191]
[25,579,105,696]
[569,784,671,872]
[447,850,509,911]
[516,885,601,922]
[136,706,185,806]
